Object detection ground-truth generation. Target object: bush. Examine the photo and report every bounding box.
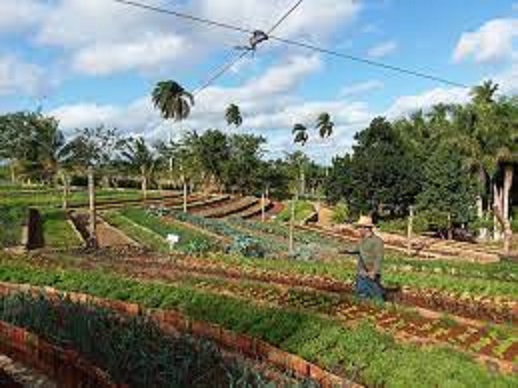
[226,235,265,258]
[331,202,349,224]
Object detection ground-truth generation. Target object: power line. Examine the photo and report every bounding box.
[193,0,304,96]
[267,0,303,35]
[193,51,249,96]
[110,0,469,89]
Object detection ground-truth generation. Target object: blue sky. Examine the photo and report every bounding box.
[0,0,517,163]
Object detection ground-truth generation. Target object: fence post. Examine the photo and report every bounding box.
[407,206,414,256]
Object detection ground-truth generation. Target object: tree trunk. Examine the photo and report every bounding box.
[299,165,305,197]
[62,172,69,210]
[141,174,148,200]
[182,173,187,213]
[407,206,414,255]
[447,213,452,240]
[261,192,266,222]
[493,183,504,241]
[9,160,16,183]
[88,167,98,249]
[289,193,298,255]
[476,195,488,240]
[503,164,514,222]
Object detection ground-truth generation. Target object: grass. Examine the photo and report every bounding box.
[0,256,515,388]
[114,208,218,254]
[0,205,25,247]
[103,211,169,253]
[41,209,82,249]
[0,187,166,208]
[276,200,315,223]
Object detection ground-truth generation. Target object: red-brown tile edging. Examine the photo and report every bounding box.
[0,320,121,387]
[0,281,360,388]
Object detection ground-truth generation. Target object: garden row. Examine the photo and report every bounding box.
[0,291,310,387]
[0,258,515,387]
[0,206,82,250]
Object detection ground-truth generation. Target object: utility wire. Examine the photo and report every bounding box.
[110,0,468,88]
[193,0,304,96]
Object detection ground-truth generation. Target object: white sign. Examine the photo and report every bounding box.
[166,234,180,250]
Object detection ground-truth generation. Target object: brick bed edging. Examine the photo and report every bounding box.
[0,320,121,387]
[0,282,359,388]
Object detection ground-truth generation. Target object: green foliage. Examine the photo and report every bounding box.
[417,145,478,226]
[120,208,217,253]
[226,235,266,258]
[41,209,82,249]
[0,261,515,387]
[103,211,169,253]
[0,205,25,247]
[331,202,349,224]
[0,292,277,387]
[276,200,315,223]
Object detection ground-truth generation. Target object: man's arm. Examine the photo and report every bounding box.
[339,244,359,255]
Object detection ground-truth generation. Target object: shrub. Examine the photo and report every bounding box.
[331,202,349,224]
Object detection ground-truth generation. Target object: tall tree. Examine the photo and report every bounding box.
[121,137,157,199]
[292,123,308,146]
[315,112,334,138]
[225,104,243,128]
[152,80,194,206]
[152,81,194,121]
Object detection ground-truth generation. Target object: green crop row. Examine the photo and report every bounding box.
[0,258,515,387]
[0,292,291,387]
[41,209,82,249]
[202,253,518,299]
[0,205,25,247]
[102,211,169,253]
[117,208,218,255]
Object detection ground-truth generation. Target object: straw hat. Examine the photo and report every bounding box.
[355,215,375,228]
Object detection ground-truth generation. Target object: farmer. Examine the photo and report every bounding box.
[342,215,385,300]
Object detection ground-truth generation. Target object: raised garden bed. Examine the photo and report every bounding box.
[0,261,514,387]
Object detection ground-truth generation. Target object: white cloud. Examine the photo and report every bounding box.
[192,0,361,45]
[384,86,470,119]
[453,18,518,63]
[0,0,50,34]
[72,33,191,76]
[367,40,398,58]
[48,54,371,163]
[0,55,48,97]
[340,80,384,97]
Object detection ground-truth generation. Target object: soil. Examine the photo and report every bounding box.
[37,251,516,371]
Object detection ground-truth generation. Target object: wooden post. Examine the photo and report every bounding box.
[289,192,298,255]
[261,192,266,222]
[87,166,98,248]
[407,206,414,255]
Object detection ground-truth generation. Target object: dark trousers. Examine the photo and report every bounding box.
[355,274,384,301]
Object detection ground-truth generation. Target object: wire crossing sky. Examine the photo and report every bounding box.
[0,0,515,163]
[111,0,468,88]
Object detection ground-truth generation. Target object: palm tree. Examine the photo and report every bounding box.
[470,80,498,105]
[152,80,194,121]
[122,138,156,199]
[152,80,194,205]
[315,112,334,138]
[292,123,308,146]
[225,104,243,128]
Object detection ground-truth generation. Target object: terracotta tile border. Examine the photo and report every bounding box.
[0,281,360,388]
[0,320,121,387]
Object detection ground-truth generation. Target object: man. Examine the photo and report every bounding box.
[342,215,385,300]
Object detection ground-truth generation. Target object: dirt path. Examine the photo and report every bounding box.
[0,354,56,388]
[95,216,139,248]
